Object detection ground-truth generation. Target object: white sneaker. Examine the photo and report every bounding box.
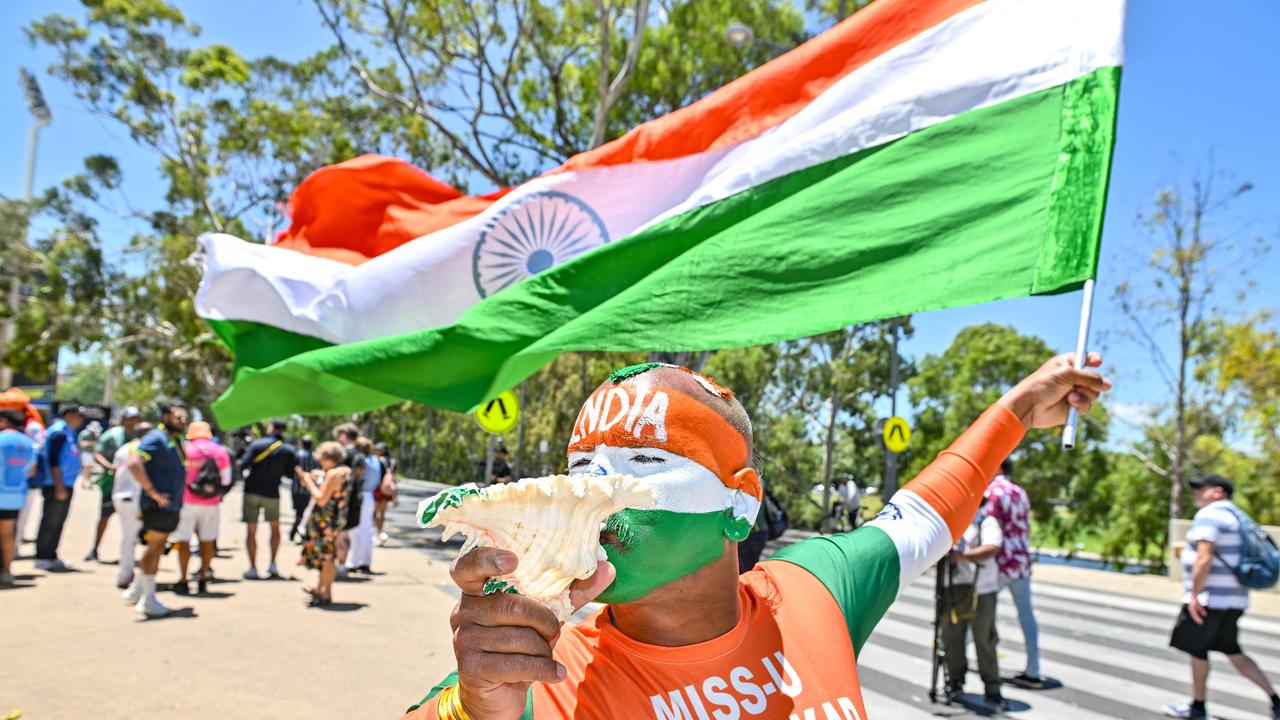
[243,567,261,580]
[378,531,389,546]
[267,562,280,578]
[134,595,171,618]
[122,583,142,604]
[1162,702,1205,719]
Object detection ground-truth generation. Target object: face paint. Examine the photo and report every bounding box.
[595,509,727,604]
[567,373,761,603]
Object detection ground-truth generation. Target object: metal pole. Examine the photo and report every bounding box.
[1062,279,1096,450]
[1,121,47,389]
[483,433,495,486]
[883,319,900,499]
[513,382,527,481]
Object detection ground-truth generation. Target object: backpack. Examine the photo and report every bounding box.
[188,457,224,499]
[1217,506,1280,590]
[762,487,789,540]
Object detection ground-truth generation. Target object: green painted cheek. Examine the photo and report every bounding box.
[596,509,727,604]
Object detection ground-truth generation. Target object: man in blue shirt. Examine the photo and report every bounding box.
[118,401,189,618]
[34,405,84,571]
[0,409,37,585]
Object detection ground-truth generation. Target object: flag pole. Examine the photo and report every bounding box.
[1061,279,1096,450]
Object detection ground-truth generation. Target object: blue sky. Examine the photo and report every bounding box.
[1,0,1277,442]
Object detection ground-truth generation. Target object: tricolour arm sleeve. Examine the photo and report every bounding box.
[770,404,1023,654]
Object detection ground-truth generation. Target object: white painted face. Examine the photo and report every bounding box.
[568,445,759,521]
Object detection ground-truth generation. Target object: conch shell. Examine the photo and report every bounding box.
[417,474,656,620]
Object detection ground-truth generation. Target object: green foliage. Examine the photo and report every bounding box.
[1092,454,1171,568]
[907,323,1111,534]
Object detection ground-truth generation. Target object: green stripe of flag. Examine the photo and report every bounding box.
[211,67,1120,427]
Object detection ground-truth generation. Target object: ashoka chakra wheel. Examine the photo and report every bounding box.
[472,191,610,298]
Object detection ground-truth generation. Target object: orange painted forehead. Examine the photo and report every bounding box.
[566,368,758,498]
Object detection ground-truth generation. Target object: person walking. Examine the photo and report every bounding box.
[488,444,514,485]
[239,419,296,580]
[984,457,1043,688]
[84,406,141,562]
[345,436,381,574]
[112,422,152,591]
[171,421,233,595]
[34,405,85,571]
[943,506,1006,709]
[1163,474,1280,720]
[372,442,398,546]
[290,435,319,543]
[299,441,350,607]
[0,409,37,585]
[7,389,46,547]
[332,422,364,577]
[119,402,188,618]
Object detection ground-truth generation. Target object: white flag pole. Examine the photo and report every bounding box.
[1061,279,1096,450]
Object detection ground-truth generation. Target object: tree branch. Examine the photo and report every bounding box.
[313,0,504,186]
[588,0,650,149]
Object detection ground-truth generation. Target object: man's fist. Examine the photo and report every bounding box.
[449,547,614,720]
[997,352,1112,429]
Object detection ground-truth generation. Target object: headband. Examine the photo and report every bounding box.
[568,383,761,501]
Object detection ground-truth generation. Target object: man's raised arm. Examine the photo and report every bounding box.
[771,353,1110,653]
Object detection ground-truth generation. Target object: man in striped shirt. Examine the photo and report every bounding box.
[1164,474,1280,720]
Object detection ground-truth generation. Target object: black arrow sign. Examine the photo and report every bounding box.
[888,423,906,443]
[483,398,512,421]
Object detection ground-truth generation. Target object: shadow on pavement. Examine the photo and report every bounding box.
[314,601,366,612]
[940,691,1035,716]
[334,574,371,583]
[0,577,38,590]
[137,607,198,622]
[1002,677,1063,691]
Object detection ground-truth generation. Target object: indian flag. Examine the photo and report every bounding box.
[199,0,1124,427]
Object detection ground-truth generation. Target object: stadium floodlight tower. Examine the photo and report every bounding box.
[2,69,54,388]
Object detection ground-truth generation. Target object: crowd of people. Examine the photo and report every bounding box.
[0,399,400,618]
[939,461,1280,719]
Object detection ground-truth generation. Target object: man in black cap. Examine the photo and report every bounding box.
[34,404,85,571]
[239,419,296,579]
[1163,474,1280,720]
[480,444,513,485]
[85,406,142,563]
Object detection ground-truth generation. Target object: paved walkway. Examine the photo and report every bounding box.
[5,479,1278,719]
[2,484,458,719]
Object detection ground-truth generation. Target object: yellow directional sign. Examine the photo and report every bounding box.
[475,389,520,434]
[882,415,911,454]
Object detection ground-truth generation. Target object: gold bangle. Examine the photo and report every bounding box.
[436,684,473,720]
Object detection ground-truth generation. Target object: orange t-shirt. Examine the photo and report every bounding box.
[540,559,866,720]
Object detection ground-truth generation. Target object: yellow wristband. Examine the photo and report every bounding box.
[436,684,473,720]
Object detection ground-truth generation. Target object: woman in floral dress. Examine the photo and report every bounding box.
[299,441,350,606]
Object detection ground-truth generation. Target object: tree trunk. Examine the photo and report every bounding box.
[398,405,408,471]
[1169,195,1203,521]
[423,406,435,482]
[820,387,838,521]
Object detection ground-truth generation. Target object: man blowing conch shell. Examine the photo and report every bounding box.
[406,356,1111,720]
